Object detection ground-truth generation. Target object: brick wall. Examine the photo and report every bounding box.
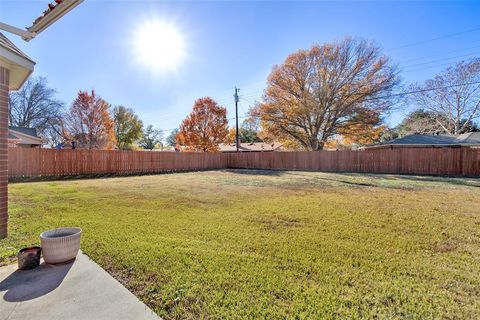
[0,66,9,238]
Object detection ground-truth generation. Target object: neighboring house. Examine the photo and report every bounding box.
[8,126,43,148]
[219,142,283,152]
[364,132,480,149]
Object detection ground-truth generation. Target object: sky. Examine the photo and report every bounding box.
[1,1,480,136]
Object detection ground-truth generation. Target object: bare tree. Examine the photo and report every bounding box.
[166,128,179,147]
[42,117,68,147]
[139,125,163,150]
[9,76,65,145]
[409,58,480,135]
[252,37,400,150]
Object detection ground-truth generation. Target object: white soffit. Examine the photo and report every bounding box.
[0,33,35,90]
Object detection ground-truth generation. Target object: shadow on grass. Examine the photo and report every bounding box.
[9,168,479,189]
[227,169,480,189]
[391,175,479,188]
[8,169,217,184]
[226,170,377,188]
[224,169,285,177]
[312,176,376,188]
[338,172,480,188]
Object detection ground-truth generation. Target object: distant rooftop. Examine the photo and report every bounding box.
[9,126,43,146]
[366,132,480,149]
[9,126,39,138]
[219,142,283,152]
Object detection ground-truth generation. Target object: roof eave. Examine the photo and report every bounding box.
[9,129,43,144]
[0,45,35,90]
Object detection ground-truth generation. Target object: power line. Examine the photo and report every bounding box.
[236,55,480,106]
[367,80,480,101]
[401,51,480,69]
[403,61,465,73]
[239,81,480,120]
[240,96,260,109]
[398,44,480,64]
[157,128,178,133]
[389,26,480,51]
[241,92,263,99]
[232,45,480,107]
[161,81,480,131]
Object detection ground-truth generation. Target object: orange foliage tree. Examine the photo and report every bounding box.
[177,97,228,152]
[65,90,115,149]
[252,37,400,150]
[226,128,236,144]
[326,109,388,149]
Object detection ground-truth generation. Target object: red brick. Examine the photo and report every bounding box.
[0,67,8,238]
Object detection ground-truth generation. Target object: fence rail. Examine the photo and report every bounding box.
[8,147,480,179]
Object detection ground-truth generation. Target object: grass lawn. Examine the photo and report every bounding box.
[1,170,480,319]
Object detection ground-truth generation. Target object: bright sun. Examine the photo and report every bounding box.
[133,20,186,73]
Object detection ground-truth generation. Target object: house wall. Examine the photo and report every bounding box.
[0,66,9,238]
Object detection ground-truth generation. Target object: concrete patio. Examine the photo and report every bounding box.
[0,251,160,320]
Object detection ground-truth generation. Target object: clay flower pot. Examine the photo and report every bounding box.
[40,227,82,264]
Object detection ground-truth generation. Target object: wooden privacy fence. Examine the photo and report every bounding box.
[9,148,228,178]
[228,147,480,176]
[8,147,480,179]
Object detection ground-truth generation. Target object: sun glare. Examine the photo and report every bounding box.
[133,20,186,73]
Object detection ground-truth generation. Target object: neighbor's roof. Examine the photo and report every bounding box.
[219,142,283,152]
[9,127,43,145]
[0,32,35,90]
[459,132,480,144]
[366,132,480,148]
[9,126,38,137]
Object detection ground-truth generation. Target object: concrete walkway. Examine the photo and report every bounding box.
[0,252,160,320]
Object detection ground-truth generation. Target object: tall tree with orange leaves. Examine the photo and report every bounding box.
[325,109,388,149]
[177,97,228,152]
[340,109,387,145]
[65,90,116,149]
[252,37,400,150]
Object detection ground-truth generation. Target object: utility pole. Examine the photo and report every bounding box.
[234,87,240,152]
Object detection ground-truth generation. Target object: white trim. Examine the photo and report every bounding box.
[0,46,35,90]
[0,22,35,41]
[0,44,35,69]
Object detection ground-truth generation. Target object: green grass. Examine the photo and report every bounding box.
[2,170,480,319]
